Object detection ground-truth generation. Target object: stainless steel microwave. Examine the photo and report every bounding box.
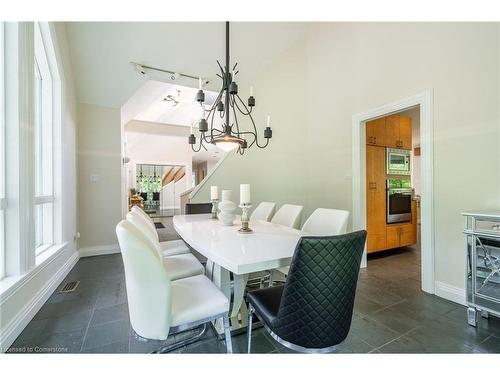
[386,148,411,175]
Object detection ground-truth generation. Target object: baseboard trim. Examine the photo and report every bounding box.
[0,251,79,352]
[78,244,120,258]
[435,281,466,306]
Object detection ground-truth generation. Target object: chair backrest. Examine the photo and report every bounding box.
[301,208,350,236]
[131,205,159,240]
[250,202,276,222]
[274,230,367,349]
[140,192,148,202]
[126,211,162,259]
[152,192,160,201]
[185,202,212,215]
[116,220,172,340]
[271,204,304,229]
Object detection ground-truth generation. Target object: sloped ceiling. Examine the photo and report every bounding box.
[64,22,310,108]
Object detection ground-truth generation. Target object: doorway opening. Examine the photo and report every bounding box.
[352,91,434,295]
[120,80,225,225]
[364,107,422,289]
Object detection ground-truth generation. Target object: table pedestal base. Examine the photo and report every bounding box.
[206,260,253,335]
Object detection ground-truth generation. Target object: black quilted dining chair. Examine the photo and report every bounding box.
[185,202,213,215]
[246,230,367,353]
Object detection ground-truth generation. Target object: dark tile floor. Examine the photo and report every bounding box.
[7,220,500,354]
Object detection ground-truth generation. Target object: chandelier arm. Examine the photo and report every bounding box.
[237,95,269,149]
[203,84,224,122]
[217,60,224,75]
[238,131,257,148]
[234,94,252,115]
[231,98,241,136]
[207,83,225,112]
[191,138,203,152]
[208,109,216,141]
[198,132,208,151]
[254,137,270,149]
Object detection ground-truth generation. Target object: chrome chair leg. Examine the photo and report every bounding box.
[223,315,233,354]
[154,324,209,353]
[247,304,254,353]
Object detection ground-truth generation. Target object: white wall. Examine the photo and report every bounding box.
[191,34,309,217]
[0,22,78,351]
[192,23,500,302]
[77,102,122,253]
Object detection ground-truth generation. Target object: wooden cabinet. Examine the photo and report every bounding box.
[386,225,400,249]
[367,115,412,150]
[384,201,418,250]
[399,116,412,150]
[366,145,387,253]
[385,114,412,150]
[366,114,416,254]
[366,118,386,147]
[386,223,413,249]
[399,224,415,247]
[385,115,400,149]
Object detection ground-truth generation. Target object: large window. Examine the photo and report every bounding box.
[33,23,55,256]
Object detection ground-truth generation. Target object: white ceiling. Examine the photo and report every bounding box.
[64,22,309,108]
[125,120,223,165]
[123,80,218,127]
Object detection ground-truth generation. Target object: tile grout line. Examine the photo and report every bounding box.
[370,326,421,353]
[78,294,99,352]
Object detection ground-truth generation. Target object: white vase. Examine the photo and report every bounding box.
[219,190,237,226]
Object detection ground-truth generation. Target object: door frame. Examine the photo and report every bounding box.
[352,90,434,294]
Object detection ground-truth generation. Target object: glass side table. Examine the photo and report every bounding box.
[463,211,500,326]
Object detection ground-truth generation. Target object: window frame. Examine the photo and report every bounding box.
[33,22,56,257]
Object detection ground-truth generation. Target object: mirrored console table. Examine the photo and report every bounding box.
[463,211,500,326]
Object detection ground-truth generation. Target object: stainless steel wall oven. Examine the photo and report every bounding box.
[387,179,412,224]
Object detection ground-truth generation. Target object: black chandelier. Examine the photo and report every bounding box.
[189,21,272,154]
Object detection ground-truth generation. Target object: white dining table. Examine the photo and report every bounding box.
[173,213,304,333]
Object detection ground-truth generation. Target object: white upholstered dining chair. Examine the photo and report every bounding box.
[126,211,204,281]
[131,205,190,257]
[302,208,350,236]
[116,220,232,353]
[274,208,351,280]
[250,202,276,222]
[271,204,304,229]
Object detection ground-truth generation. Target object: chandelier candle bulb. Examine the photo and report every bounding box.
[267,115,271,127]
[199,76,202,90]
[240,184,251,205]
[250,86,253,96]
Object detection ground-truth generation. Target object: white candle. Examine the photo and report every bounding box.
[266,115,271,127]
[199,77,203,90]
[210,186,218,200]
[240,184,251,205]
[190,123,193,134]
[250,86,254,96]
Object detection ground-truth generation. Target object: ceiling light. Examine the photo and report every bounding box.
[188,22,273,155]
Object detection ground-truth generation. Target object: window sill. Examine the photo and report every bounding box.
[0,242,69,302]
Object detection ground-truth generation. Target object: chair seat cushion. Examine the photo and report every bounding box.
[162,253,204,281]
[161,239,190,257]
[247,285,284,327]
[170,275,229,327]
